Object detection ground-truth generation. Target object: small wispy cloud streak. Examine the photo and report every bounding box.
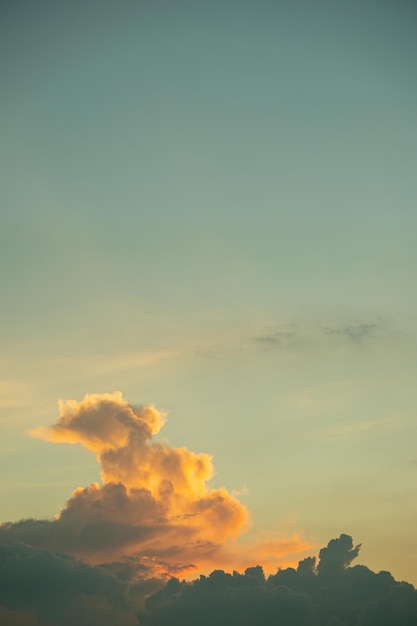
[323,322,377,344]
[252,324,298,348]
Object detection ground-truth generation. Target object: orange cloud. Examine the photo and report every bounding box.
[27,393,247,569]
[22,393,312,578]
[30,392,165,453]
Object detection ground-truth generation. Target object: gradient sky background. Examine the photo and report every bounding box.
[1,0,417,585]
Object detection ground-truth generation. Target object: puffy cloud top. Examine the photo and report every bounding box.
[1,395,417,624]
[1,534,417,625]
[31,392,213,496]
[9,393,250,573]
[141,535,417,626]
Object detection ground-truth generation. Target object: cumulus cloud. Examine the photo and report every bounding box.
[1,392,312,582]
[2,533,416,626]
[316,533,361,575]
[12,394,409,626]
[0,542,138,626]
[140,534,417,626]
[0,394,303,568]
[1,392,248,575]
[2,395,416,624]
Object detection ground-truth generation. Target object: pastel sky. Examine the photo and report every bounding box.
[1,0,417,587]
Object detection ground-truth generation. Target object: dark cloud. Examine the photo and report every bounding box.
[1,534,416,625]
[317,533,361,576]
[139,534,417,626]
[0,542,140,626]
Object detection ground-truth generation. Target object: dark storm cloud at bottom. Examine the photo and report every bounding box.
[1,393,417,625]
[1,535,417,625]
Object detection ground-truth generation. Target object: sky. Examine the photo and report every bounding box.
[1,0,417,617]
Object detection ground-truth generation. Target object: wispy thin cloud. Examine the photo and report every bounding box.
[252,329,297,348]
[309,416,404,443]
[323,322,378,344]
[48,349,183,377]
[251,317,392,352]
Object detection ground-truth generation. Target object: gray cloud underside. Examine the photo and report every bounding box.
[0,542,153,626]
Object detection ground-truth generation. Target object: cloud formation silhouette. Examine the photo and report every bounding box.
[0,542,137,626]
[2,534,416,625]
[141,534,417,626]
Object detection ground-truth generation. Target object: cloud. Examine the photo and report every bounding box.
[252,325,297,348]
[316,533,361,575]
[1,393,248,575]
[0,390,356,623]
[309,416,402,443]
[55,349,181,378]
[309,419,377,443]
[0,391,313,623]
[0,390,311,577]
[323,322,378,344]
[1,534,417,625]
[139,534,417,626]
[0,542,139,626]
[1,392,416,624]
[250,317,391,353]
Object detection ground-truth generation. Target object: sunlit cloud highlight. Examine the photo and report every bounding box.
[9,391,312,578]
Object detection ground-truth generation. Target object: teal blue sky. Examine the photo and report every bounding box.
[1,1,417,582]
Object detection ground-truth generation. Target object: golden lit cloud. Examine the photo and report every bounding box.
[20,392,312,578]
